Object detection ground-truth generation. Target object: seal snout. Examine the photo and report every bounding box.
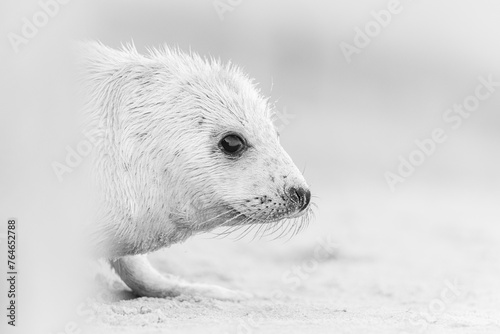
[287,186,311,212]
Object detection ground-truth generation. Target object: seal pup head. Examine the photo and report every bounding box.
[81,42,313,253]
[165,52,313,238]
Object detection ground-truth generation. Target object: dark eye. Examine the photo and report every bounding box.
[219,134,245,155]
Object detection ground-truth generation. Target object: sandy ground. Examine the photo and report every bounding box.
[84,189,500,334]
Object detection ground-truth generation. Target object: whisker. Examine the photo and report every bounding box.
[256,211,276,240]
[287,219,301,241]
[233,221,258,241]
[263,220,283,240]
[197,194,316,241]
[251,220,268,241]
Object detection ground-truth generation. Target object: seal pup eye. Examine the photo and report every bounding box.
[219,134,246,155]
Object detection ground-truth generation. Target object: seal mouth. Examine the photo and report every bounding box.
[189,195,314,240]
[222,206,307,227]
[204,202,314,240]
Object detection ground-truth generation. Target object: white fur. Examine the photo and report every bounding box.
[78,42,310,299]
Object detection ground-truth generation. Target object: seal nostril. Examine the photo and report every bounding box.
[287,187,299,203]
[301,188,311,211]
[287,187,311,212]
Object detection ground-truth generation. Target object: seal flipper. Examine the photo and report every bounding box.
[110,255,252,301]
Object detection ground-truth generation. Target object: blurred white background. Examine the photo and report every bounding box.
[1,1,499,333]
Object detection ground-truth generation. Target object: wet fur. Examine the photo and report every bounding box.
[79,41,312,299]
